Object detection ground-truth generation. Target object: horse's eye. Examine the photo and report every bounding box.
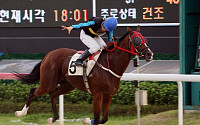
[132,37,142,47]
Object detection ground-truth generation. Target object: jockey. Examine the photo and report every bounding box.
[61,17,118,67]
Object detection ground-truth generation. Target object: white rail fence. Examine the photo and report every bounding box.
[121,73,200,125]
[59,73,200,125]
[1,73,200,125]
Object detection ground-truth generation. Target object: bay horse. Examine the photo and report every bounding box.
[15,27,153,125]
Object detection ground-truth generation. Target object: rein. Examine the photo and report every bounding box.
[94,37,139,78]
[94,32,147,78]
[105,42,139,56]
[105,31,149,57]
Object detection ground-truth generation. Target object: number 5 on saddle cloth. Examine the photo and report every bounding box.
[68,50,102,76]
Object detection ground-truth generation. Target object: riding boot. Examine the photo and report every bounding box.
[75,49,91,67]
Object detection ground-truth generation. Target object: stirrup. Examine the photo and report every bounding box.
[75,60,87,68]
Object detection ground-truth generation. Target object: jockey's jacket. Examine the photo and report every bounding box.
[72,17,115,42]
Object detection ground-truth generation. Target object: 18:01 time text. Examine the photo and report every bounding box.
[54,9,88,22]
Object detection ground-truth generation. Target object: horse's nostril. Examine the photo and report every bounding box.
[145,52,153,61]
[146,52,151,57]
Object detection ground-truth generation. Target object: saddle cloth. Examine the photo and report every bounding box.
[68,50,102,76]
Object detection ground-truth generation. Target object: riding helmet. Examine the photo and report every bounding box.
[104,17,118,32]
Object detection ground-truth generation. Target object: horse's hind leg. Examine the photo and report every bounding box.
[47,80,75,124]
[15,86,46,117]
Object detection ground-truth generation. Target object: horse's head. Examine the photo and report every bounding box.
[127,26,153,62]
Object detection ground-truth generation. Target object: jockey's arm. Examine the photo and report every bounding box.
[107,30,115,42]
[105,31,116,50]
[71,21,95,29]
[61,21,95,34]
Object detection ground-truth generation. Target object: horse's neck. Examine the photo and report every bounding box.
[101,36,132,76]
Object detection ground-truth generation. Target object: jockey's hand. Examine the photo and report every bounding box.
[106,43,114,50]
[61,25,73,34]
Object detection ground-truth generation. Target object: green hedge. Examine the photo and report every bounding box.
[0,80,178,105]
[0,53,179,61]
[0,53,46,60]
[0,101,177,115]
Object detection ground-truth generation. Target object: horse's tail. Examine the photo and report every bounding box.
[14,61,42,84]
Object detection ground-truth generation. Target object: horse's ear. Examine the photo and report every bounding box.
[137,25,140,32]
[127,27,133,35]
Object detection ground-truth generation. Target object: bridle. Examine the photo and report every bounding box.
[105,31,149,57]
[95,31,149,78]
[129,31,149,57]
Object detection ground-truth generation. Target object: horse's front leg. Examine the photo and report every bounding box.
[92,93,103,125]
[99,94,112,124]
[84,93,112,124]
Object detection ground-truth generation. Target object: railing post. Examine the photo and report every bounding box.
[59,95,64,125]
[134,56,140,125]
[177,81,183,125]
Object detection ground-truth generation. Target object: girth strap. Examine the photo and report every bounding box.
[83,61,92,94]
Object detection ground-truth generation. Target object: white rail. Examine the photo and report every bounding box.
[121,73,200,82]
[59,73,200,125]
[121,73,200,125]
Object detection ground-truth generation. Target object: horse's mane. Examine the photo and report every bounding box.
[118,32,129,43]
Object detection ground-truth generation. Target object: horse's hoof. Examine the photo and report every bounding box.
[83,118,91,124]
[46,118,53,124]
[15,111,21,117]
[15,111,26,117]
[15,105,29,117]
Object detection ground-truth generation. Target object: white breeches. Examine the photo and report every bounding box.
[80,30,106,54]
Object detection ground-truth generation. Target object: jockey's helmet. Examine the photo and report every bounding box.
[104,17,118,32]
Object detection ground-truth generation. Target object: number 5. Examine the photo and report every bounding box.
[69,61,76,74]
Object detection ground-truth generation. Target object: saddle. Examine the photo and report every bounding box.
[68,50,102,76]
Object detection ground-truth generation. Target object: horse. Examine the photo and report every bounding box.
[14,26,153,125]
